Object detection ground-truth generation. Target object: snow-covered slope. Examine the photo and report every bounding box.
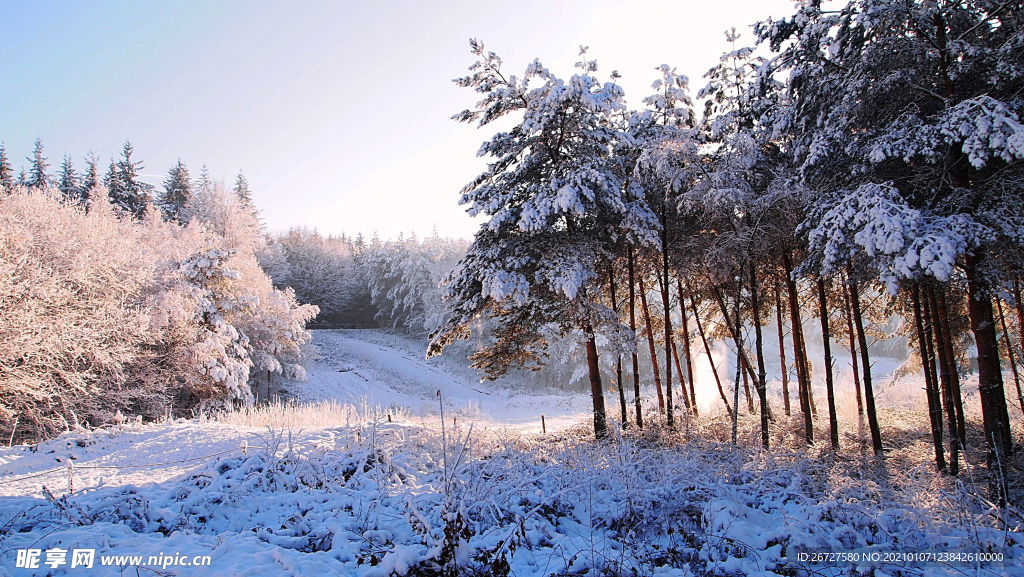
[294,330,594,432]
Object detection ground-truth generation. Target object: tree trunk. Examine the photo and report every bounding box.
[713,286,759,387]
[783,253,814,445]
[849,274,883,453]
[639,277,665,413]
[628,246,643,429]
[929,286,960,475]
[658,266,674,429]
[964,252,1013,467]
[817,278,839,451]
[678,279,698,414]
[996,297,1024,418]
[751,262,770,449]
[913,283,946,472]
[585,325,608,439]
[693,297,731,413]
[609,266,629,426]
[671,339,692,414]
[774,282,791,417]
[731,275,743,445]
[841,276,865,421]
[936,289,966,448]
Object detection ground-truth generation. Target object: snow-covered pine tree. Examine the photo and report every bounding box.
[233,170,260,223]
[109,140,153,217]
[760,0,1024,467]
[0,143,13,192]
[80,152,100,207]
[26,137,51,190]
[233,171,252,206]
[428,40,659,438]
[57,154,80,203]
[104,157,121,202]
[160,159,193,224]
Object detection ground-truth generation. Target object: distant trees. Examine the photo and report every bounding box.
[57,154,80,202]
[0,137,318,440]
[160,159,193,223]
[0,143,13,191]
[107,140,153,217]
[26,137,51,190]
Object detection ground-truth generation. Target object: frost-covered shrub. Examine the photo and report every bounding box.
[0,186,318,440]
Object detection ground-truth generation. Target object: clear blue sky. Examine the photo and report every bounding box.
[1,0,793,240]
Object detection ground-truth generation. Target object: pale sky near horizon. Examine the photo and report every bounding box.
[1,0,795,240]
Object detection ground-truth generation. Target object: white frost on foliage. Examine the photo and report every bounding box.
[805,182,987,292]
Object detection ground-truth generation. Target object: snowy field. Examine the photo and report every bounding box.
[0,330,1019,576]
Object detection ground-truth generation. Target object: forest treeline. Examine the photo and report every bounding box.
[422,0,1024,487]
[0,140,318,442]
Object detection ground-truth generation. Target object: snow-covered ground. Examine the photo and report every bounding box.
[292,330,594,433]
[0,330,1017,576]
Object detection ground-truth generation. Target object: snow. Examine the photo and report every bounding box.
[0,330,1016,576]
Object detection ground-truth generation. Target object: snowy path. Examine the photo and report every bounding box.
[296,330,591,432]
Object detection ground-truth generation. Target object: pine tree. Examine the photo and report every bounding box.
[233,170,260,223]
[428,41,659,439]
[57,154,80,202]
[26,137,51,190]
[103,157,121,197]
[108,140,153,217]
[80,152,100,206]
[16,168,26,187]
[761,0,1024,469]
[233,171,252,207]
[160,159,193,223]
[0,143,13,192]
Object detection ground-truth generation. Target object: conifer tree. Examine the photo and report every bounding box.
[80,152,100,206]
[57,154,80,202]
[160,159,193,223]
[233,171,252,207]
[762,0,1024,467]
[26,137,51,190]
[0,143,13,192]
[108,140,153,217]
[428,41,659,439]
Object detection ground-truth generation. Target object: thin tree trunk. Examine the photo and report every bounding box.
[609,266,629,427]
[751,262,770,449]
[713,286,759,386]
[658,268,674,429]
[584,325,607,439]
[841,275,865,420]
[936,289,966,448]
[913,283,946,471]
[783,253,813,445]
[692,297,731,413]
[849,273,883,453]
[1015,278,1024,359]
[628,246,643,429]
[678,280,698,414]
[817,278,839,451]
[639,277,665,413]
[996,297,1024,418]
[775,282,792,417]
[964,252,1013,468]
[731,275,743,445]
[929,286,960,475]
[741,357,754,413]
[671,339,692,413]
